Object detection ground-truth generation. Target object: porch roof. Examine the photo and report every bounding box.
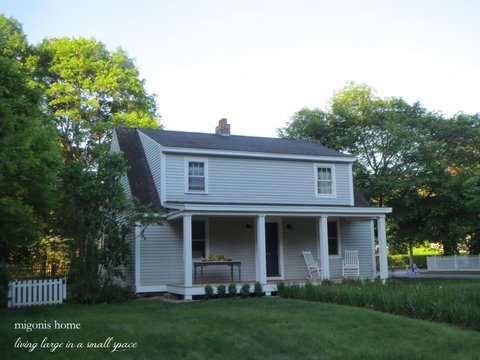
[164,202,392,220]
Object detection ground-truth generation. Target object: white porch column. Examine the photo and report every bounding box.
[370,219,377,277]
[256,215,267,285]
[378,216,389,281]
[318,216,330,280]
[183,214,193,289]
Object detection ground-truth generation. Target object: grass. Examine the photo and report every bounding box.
[1,297,480,359]
[278,278,480,331]
[384,245,442,269]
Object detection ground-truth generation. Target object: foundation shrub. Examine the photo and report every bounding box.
[204,284,214,299]
[253,282,263,296]
[240,283,250,298]
[228,283,237,297]
[217,284,226,298]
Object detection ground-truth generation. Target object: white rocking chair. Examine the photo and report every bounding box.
[302,251,322,280]
[342,250,360,278]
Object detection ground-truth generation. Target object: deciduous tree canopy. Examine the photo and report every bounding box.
[31,37,159,165]
[279,82,480,256]
[1,15,162,302]
[0,15,60,262]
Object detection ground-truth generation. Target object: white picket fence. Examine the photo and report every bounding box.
[8,278,67,308]
[427,255,480,272]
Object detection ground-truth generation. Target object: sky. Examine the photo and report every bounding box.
[2,0,479,137]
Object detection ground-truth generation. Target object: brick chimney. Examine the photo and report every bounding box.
[215,118,231,136]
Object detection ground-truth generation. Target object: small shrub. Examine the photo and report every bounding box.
[217,284,226,298]
[254,281,263,297]
[98,285,135,303]
[240,283,251,298]
[228,283,237,297]
[204,284,214,299]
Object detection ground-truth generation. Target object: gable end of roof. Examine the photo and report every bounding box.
[115,127,162,212]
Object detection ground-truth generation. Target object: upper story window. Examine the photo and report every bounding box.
[315,164,336,197]
[185,158,208,193]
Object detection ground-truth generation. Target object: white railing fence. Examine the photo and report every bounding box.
[8,278,67,308]
[427,255,480,272]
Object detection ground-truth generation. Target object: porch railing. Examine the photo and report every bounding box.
[426,255,480,272]
[8,278,67,308]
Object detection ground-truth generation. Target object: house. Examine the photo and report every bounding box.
[112,119,392,299]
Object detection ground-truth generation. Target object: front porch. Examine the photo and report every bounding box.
[166,278,340,299]
[164,205,390,300]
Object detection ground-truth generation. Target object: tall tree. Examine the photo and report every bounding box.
[280,83,430,207]
[0,15,27,60]
[30,37,159,165]
[416,113,480,254]
[28,36,162,301]
[279,82,480,259]
[0,15,60,263]
[56,153,158,302]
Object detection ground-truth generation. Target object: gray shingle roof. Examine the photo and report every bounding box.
[114,127,368,211]
[115,127,162,212]
[138,128,352,158]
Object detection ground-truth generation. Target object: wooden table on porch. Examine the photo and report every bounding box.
[193,260,241,284]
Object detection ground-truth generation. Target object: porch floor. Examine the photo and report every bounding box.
[167,277,344,289]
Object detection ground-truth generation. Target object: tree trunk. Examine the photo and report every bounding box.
[408,241,414,269]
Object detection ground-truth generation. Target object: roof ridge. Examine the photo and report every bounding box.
[135,128,351,158]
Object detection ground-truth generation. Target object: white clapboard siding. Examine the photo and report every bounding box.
[8,278,66,308]
[164,154,353,206]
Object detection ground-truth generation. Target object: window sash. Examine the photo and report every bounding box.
[317,167,333,195]
[188,162,205,191]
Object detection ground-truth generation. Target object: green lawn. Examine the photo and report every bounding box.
[279,278,480,331]
[1,297,480,360]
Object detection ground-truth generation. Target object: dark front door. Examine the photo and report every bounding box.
[266,222,280,277]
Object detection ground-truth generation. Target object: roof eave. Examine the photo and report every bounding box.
[164,203,391,220]
[161,146,356,163]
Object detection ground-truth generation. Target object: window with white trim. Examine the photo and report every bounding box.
[315,164,335,196]
[186,159,208,193]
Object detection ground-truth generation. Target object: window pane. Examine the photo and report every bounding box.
[318,167,332,181]
[317,166,333,195]
[192,221,206,240]
[192,221,206,258]
[328,222,337,237]
[328,237,338,255]
[328,221,338,255]
[318,181,332,194]
[189,162,204,176]
[192,241,205,258]
[188,162,205,191]
[189,176,205,191]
